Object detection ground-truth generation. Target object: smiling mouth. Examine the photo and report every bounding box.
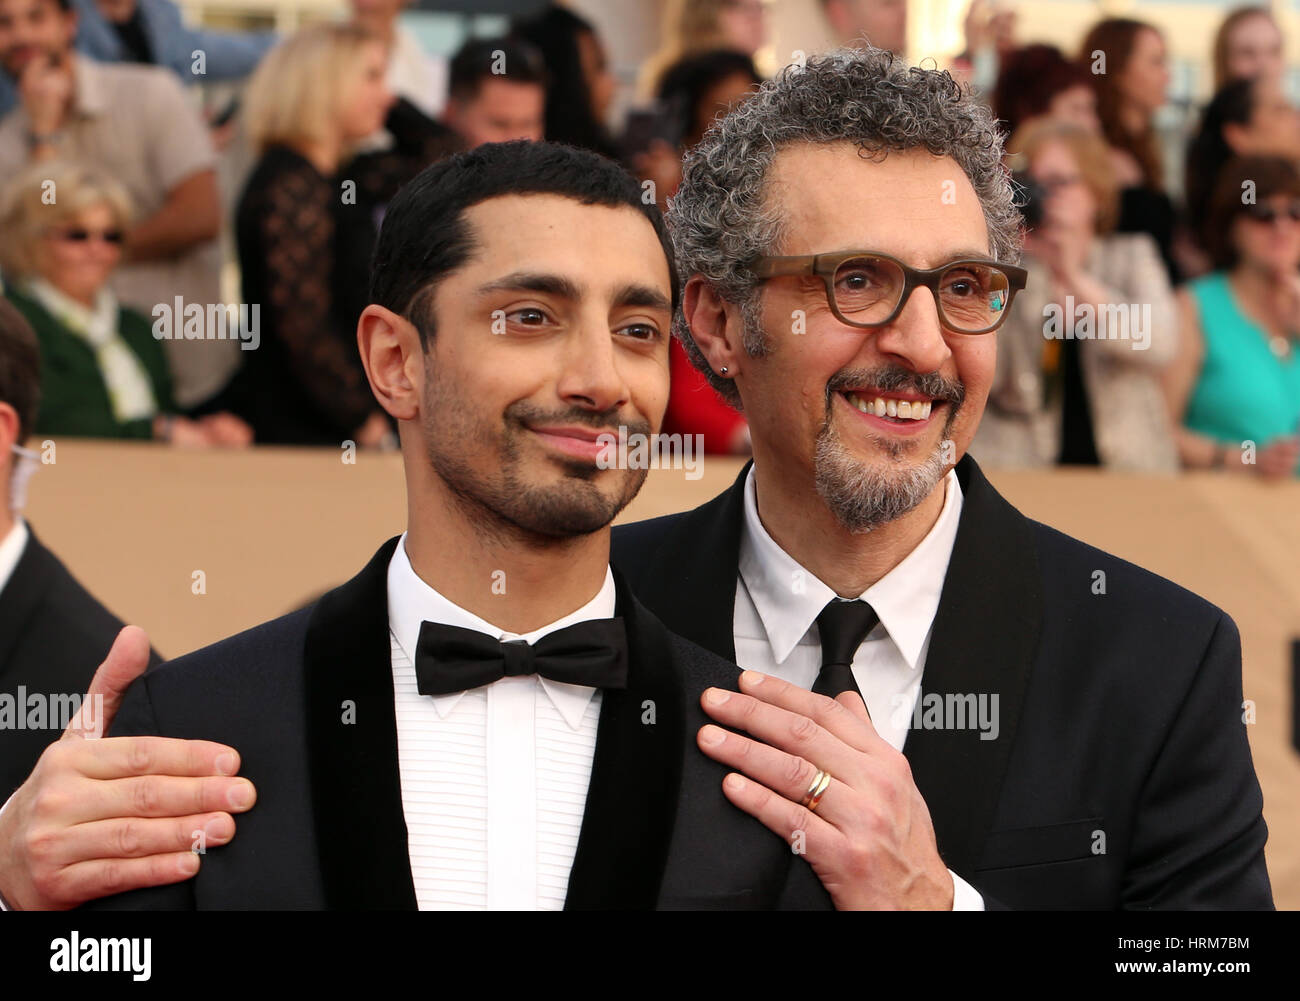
[841,390,940,424]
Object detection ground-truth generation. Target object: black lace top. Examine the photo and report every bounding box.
[232,100,462,444]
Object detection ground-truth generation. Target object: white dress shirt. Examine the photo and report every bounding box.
[734,466,985,910]
[0,518,28,595]
[386,533,611,909]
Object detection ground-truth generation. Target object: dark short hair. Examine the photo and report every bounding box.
[448,37,546,104]
[1205,155,1300,269]
[0,297,41,445]
[370,140,679,347]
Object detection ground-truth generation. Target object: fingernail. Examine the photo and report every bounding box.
[699,725,725,746]
[204,816,233,842]
[215,753,237,775]
[178,853,200,875]
[704,688,730,706]
[724,773,747,792]
[739,671,762,686]
[228,781,254,810]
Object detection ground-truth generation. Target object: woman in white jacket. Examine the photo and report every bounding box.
[972,119,1180,472]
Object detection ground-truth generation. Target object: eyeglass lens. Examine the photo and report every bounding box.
[832,255,1012,332]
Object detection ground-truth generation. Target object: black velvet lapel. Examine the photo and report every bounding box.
[901,455,1043,879]
[304,535,417,910]
[564,569,684,909]
[617,462,750,662]
[0,532,52,671]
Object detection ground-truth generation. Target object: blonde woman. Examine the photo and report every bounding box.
[236,23,456,446]
[971,120,1179,472]
[0,161,249,445]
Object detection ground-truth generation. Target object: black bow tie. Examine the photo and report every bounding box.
[413,617,630,696]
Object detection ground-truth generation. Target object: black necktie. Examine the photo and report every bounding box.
[813,599,878,700]
[414,617,629,696]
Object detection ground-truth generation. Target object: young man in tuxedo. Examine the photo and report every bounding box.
[610,47,1272,909]
[4,139,839,910]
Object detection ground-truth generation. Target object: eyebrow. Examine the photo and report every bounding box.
[476,271,582,300]
[475,272,671,312]
[610,282,672,313]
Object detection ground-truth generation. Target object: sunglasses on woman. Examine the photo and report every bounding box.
[49,227,126,244]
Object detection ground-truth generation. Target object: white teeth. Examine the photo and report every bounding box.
[846,392,933,421]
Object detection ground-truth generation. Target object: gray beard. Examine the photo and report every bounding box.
[812,412,955,534]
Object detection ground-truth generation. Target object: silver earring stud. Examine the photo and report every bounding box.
[719,366,729,375]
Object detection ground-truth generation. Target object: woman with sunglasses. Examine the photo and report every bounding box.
[0,161,249,445]
[971,119,1179,472]
[1165,155,1300,478]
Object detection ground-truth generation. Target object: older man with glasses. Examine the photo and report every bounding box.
[612,45,1272,910]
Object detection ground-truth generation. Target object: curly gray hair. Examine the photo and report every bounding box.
[668,45,1023,408]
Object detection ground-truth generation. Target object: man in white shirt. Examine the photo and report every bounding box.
[0,140,837,910]
[611,46,1271,909]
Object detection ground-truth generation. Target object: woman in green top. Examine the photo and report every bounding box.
[1166,155,1300,478]
[0,161,250,445]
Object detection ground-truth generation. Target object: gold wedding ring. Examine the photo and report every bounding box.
[801,768,832,813]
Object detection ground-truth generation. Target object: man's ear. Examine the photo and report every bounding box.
[0,402,18,489]
[682,275,747,377]
[357,304,423,422]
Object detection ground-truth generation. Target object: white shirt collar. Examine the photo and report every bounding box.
[387,531,616,730]
[0,518,29,596]
[737,464,964,670]
[21,277,118,345]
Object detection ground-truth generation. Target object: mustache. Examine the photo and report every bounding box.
[506,400,651,437]
[825,366,966,409]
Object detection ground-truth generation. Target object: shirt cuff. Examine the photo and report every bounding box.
[950,869,984,910]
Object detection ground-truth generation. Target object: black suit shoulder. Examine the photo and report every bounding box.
[612,512,689,585]
[129,605,316,709]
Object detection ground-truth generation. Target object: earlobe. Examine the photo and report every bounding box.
[357,305,421,422]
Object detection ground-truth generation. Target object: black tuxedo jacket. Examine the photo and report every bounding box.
[0,528,158,800]
[85,537,831,910]
[611,455,1274,909]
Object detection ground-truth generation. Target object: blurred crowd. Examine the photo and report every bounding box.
[0,0,1297,477]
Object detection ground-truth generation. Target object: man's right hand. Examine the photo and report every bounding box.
[0,626,256,910]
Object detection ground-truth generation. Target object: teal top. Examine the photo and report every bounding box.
[1184,272,1300,466]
